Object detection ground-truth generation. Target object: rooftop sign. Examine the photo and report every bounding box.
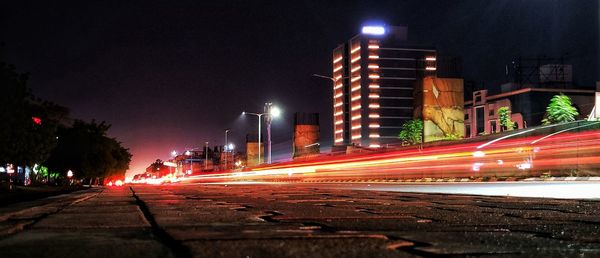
[361,26,385,35]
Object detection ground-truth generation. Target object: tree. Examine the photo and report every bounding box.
[44,120,132,182]
[398,119,423,145]
[0,62,68,168]
[542,94,579,125]
[497,107,515,131]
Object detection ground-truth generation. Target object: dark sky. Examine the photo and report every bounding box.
[1,0,598,176]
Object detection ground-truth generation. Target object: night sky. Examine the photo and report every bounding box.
[1,0,598,176]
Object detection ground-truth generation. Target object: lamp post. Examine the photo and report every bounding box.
[312,74,349,146]
[242,104,280,165]
[264,102,281,164]
[242,111,264,164]
[185,150,192,175]
[205,141,209,170]
[224,129,230,169]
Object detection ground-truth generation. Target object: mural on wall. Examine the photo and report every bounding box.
[415,77,465,142]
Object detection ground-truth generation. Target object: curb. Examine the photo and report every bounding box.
[523,176,600,181]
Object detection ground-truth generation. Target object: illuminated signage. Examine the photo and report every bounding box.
[362,26,385,35]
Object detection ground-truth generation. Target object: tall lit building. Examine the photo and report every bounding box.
[332,25,437,147]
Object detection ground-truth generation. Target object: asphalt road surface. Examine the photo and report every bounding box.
[1,183,599,257]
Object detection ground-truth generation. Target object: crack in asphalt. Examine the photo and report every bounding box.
[129,187,192,258]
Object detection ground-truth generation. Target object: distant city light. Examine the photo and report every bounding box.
[362,26,386,35]
[67,170,73,178]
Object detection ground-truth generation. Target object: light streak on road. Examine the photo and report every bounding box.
[326,181,600,199]
[170,127,600,186]
[138,122,600,199]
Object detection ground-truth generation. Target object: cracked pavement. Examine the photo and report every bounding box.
[1,184,599,257]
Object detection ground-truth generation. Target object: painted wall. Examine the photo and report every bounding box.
[416,77,465,142]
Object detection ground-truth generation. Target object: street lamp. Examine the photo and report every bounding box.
[242,111,264,164]
[224,129,230,169]
[242,103,281,164]
[205,141,209,170]
[264,102,281,164]
[185,150,192,175]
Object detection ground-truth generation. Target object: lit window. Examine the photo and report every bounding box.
[426,66,437,71]
[369,84,380,89]
[368,64,379,69]
[368,55,379,59]
[334,102,343,107]
[351,76,361,82]
[369,144,381,148]
[351,85,361,92]
[334,93,343,98]
[351,115,361,120]
[425,57,436,61]
[351,95,361,101]
[369,74,380,79]
[351,125,361,130]
[351,46,361,53]
[368,113,380,118]
[335,129,343,134]
[334,111,343,116]
[335,120,343,125]
[368,45,379,49]
[351,105,361,111]
[351,56,361,63]
[333,65,343,72]
[351,134,361,139]
[369,134,380,138]
[333,56,343,63]
[368,94,379,99]
[369,104,380,108]
[334,83,343,90]
[351,66,361,73]
[335,138,343,143]
[369,123,380,128]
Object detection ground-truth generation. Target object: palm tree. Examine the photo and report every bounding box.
[542,94,579,125]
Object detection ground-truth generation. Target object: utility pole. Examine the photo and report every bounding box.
[205,141,209,170]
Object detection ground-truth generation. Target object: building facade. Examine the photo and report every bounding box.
[332,25,436,148]
[464,88,595,138]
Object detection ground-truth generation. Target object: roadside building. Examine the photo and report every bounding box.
[464,63,595,137]
[331,25,436,148]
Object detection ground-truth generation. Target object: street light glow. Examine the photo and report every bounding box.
[270,106,281,118]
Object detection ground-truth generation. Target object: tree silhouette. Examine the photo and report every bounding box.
[44,120,131,181]
[0,62,68,168]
